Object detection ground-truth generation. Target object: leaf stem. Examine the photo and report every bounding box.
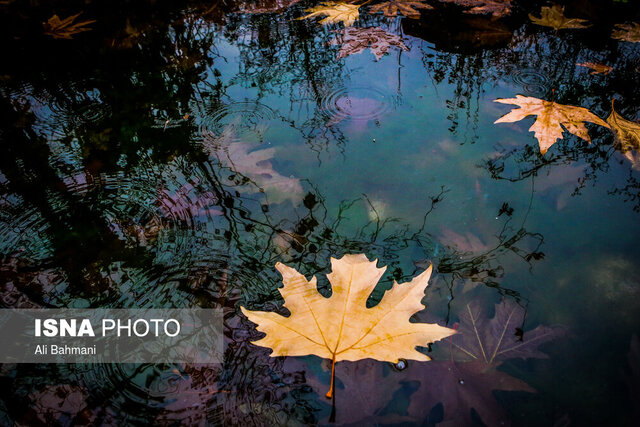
[326,353,337,399]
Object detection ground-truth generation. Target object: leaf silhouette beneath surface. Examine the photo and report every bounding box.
[451,300,565,364]
[287,357,532,426]
[202,128,303,206]
[330,27,409,60]
[494,95,610,154]
[576,62,613,75]
[607,99,640,167]
[287,299,563,425]
[241,254,456,396]
[298,1,361,26]
[439,227,492,254]
[43,13,95,39]
[612,22,640,43]
[528,5,590,30]
[369,0,433,19]
[437,0,512,18]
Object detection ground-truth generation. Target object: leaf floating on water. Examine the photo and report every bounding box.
[437,0,512,18]
[494,95,610,154]
[298,1,361,26]
[612,22,640,43]
[576,62,613,75]
[528,5,590,30]
[451,300,566,363]
[330,27,409,60]
[369,0,433,19]
[607,99,640,168]
[43,13,95,39]
[241,254,456,397]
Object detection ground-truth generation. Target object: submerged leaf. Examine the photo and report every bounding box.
[298,1,360,26]
[288,358,532,425]
[607,99,640,167]
[288,299,563,425]
[369,0,433,19]
[242,254,455,395]
[576,62,613,75]
[451,300,565,364]
[43,13,95,39]
[494,95,610,154]
[330,27,409,60]
[612,22,640,43]
[529,5,590,30]
[437,0,512,18]
[202,128,303,205]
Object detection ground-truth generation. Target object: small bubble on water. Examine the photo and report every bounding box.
[394,359,408,371]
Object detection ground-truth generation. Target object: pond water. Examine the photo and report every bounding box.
[1,0,640,425]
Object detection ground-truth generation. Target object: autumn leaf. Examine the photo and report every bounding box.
[612,22,640,43]
[329,27,409,60]
[577,62,613,75]
[451,300,565,364]
[298,1,360,26]
[369,0,433,19]
[409,360,535,426]
[494,95,610,154]
[286,299,563,425]
[241,254,456,397]
[288,358,533,425]
[437,0,512,18]
[43,13,95,39]
[607,99,640,167]
[529,5,590,31]
[202,128,304,206]
[236,0,301,14]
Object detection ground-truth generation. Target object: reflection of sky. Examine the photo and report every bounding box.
[2,4,640,425]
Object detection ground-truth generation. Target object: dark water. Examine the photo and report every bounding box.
[1,0,640,425]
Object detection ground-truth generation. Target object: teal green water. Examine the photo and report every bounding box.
[1,1,640,425]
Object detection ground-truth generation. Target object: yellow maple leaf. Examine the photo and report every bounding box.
[43,13,96,39]
[241,254,455,397]
[494,95,609,155]
[607,99,640,167]
[528,5,590,31]
[298,1,361,26]
[369,0,433,19]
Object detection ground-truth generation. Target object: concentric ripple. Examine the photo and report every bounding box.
[196,100,277,136]
[321,86,394,124]
[511,69,551,96]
